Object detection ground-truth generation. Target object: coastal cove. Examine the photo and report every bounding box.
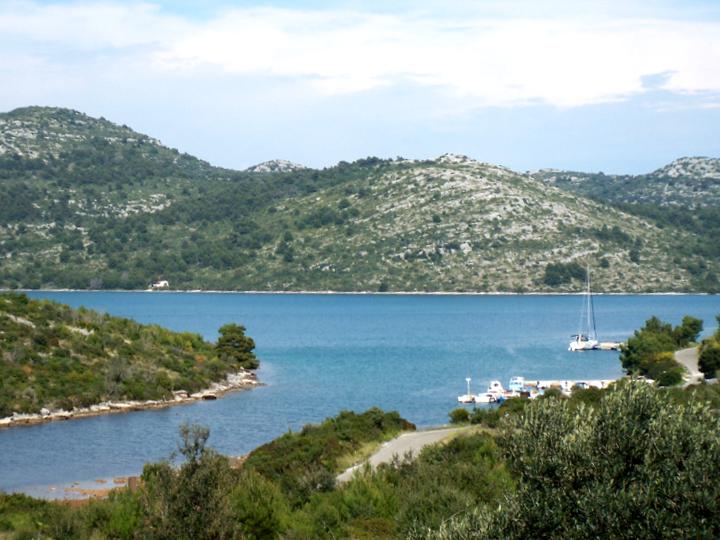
[1,292,718,498]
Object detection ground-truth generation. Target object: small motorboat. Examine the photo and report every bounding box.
[508,376,525,392]
[474,392,498,404]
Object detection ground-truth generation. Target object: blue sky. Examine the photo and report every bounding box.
[2,0,720,173]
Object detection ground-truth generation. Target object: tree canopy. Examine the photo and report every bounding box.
[216,323,258,369]
[619,315,702,385]
[699,315,720,379]
[428,382,720,539]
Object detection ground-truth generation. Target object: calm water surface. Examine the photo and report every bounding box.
[2,292,718,496]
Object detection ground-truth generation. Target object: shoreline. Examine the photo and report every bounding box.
[0,369,261,430]
[12,288,713,296]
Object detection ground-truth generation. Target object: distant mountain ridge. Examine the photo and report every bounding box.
[0,106,717,292]
[532,156,720,209]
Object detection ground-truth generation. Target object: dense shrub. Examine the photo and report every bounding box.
[542,262,585,286]
[448,407,470,423]
[469,407,500,427]
[427,382,720,539]
[698,315,720,379]
[6,387,720,539]
[0,293,258,416]
[620,315,702,384]
[699,345,720,379]
[136,424,238,540]
[245,408,414,506]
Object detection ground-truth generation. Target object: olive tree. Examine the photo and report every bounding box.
[421,383,720,539]
[137,423,237,540]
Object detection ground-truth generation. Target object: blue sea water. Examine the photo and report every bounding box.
[1,292,718,496]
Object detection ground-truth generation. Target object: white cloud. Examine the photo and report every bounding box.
[1,1,720,109]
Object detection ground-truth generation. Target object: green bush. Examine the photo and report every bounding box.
[542,262,585,286]
[497,397,529,415]
[642,351,684,386]
[137,424,238,540]
[656,366,684,386]
[429,382,720,539]
[230,471,291,539]
[621,315,702,383]
[469,407,500,427]
[699,344,720,379]
[448,407,470,424]
[245,408,414,506]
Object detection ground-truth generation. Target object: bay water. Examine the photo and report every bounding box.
[1,292,718,497]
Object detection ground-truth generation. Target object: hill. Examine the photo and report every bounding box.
[0,292,258,419]
[532,156,720,209]
[533,157,720,290]
[0,106,718,292]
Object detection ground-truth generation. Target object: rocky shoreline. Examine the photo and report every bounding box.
[0,369,261,430]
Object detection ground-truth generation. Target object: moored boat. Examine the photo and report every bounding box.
[457,378,505,404]
[569,265,600,351]
[474,392,499,404]
[508,376,525,392]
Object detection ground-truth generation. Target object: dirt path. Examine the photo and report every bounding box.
[676,347,703,385]
[336,427,465,484]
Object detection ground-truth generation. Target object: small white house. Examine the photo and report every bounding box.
[151,280,169,290]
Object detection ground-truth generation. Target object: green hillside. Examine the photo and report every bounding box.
[0,293,258,417]
[532,156,720,209]
[533,157,720,290]
[1,107,718,292]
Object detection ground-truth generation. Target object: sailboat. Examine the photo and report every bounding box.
[568,265,599,351]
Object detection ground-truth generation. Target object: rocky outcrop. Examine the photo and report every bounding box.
[650,156,720,180]
[245,159,308,173]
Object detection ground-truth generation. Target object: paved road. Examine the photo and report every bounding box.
[676,347,703,385]
[336,427,465,484]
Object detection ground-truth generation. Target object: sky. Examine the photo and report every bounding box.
[1,0,720,173]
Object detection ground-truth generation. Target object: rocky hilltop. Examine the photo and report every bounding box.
[246,159,308,173]
[1,107,155,158]
[0,106,717,292]
[533,156,720,209]
[650,156,720,180]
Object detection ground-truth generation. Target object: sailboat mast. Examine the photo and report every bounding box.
[586,266,591,337]
[587,264,597,340]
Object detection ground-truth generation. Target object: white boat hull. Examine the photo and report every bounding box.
[569,339,599,351]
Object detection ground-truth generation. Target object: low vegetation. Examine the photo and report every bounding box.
[0,293,258,417]
[619,314,703,385]
[244,408,415,507]
[699,315,720,379]
[542,261,585,286]
[426,382,720,539]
